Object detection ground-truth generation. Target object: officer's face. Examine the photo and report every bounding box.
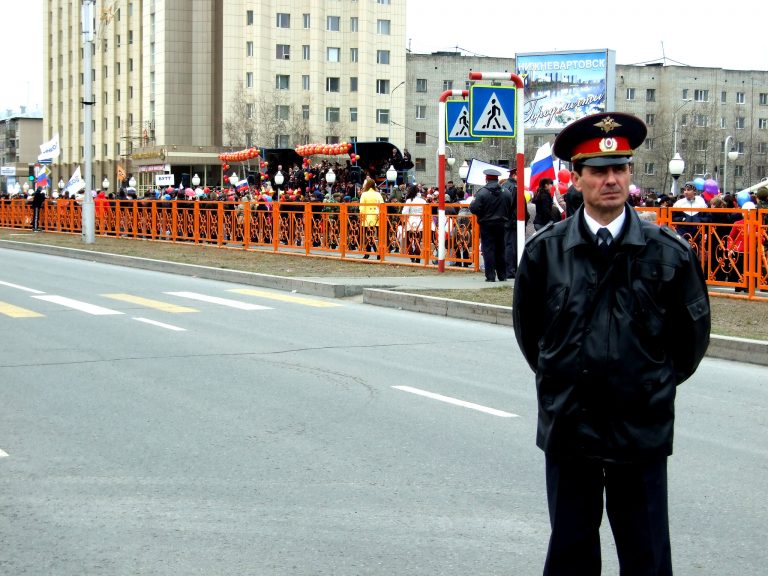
[572,163,630,221]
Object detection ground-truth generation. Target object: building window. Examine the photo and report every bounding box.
[327,15,340,31]
[275,105,290,121]
[415,105,426,119]
[758,142,768,154]
[734,165,744,177]
[760,93,768,106]
[645,113,655,126]
[276,74,290,90]
[302,105,310,120]
[415,158,426,172]
[377,19,391,35]
[443,80,453,91]
[694,114,708,127]
[721,91,727,103]
[626,88,635,100]
[350,17,358,32]
[644,163,655,175]
[377,109,390,124]
[415,131,427,144]
[646,88,655,102]
[720,117,727,129]
[326,77,340,92]
[682,89,689,100]
[377,0,391,4]
[327,47,340,62]
[302,75,310,90]
[350,107,358,122]
[736,117,746,129]
[350,48,358,63]
[276,13,290,28]
[377,50,390,64]
[376,79,390,94]
[416,79,427,92]
[246,42,254,57]
[736,92,746,104]
[247,10,254,25]
[302,45,310,60]
[246,103,254,119]
[303,13,310,28]
[757,166,767,179]
[326,136,340,145]
[246,72,253,88]
[694,139,707,151]
[693,163,705,175]
[350,77,358,92]
[759,119,768,130]
[694,89,709,102]
[644,138,654,150]
[276,44,290,60]
[326,107,340,122]
[735,141,744,153]
[275,135,290,148]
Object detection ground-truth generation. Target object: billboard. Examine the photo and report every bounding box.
[516,49,616,133]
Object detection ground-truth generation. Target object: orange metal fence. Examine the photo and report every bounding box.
[2,199,766,299]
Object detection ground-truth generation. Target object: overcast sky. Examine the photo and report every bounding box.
[3,0,765,114]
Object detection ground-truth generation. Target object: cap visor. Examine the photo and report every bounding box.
[579,156,632,167]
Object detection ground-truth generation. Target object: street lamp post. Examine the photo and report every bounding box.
[274,170,284,198]
[325,168,336,194]
[386,164,397,196]
[102,177,109,193]
[191,173,200,188]
[668,153,685,198]
[722,135,739,194]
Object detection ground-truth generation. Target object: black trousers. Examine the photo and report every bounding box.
[504,222,517,277]
[479,222,507,281]
[544,455,672,576]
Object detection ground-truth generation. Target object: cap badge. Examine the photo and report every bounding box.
[599,137,618,152]
[594,116,621,133]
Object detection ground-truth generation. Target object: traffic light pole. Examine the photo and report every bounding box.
[81,0,95,243]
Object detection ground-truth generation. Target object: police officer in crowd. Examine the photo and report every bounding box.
[513,113,711,575]
[470,168,514,282]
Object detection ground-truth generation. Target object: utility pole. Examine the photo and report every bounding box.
[81,0,95,243]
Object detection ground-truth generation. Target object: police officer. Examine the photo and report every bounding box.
[470,168,513,282]
[513,112,711,575]
[501,167,522,278]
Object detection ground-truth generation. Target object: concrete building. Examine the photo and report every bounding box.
[43,0,406,193]
[0,108,43,195]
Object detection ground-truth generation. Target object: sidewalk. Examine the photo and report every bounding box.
[2,238,767,366]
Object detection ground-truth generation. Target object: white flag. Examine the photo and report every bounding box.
[465,159,513,187]
[65,166,85,194]
[38,133,61,162]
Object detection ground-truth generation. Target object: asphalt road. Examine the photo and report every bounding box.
[1,251,766,575]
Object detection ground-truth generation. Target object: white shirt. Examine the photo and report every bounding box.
[583,208,626,241]
[673,195,707,216]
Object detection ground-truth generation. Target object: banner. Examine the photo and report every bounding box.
[65,166,86,194]
[117,164,126,182]
[38,133,61,162]
[465,159,513,187]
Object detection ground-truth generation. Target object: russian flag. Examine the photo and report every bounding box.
[528,142,555,192]
[36,171,49,188]
[235,179,248,192]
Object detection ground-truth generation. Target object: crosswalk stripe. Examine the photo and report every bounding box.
[0,280,45,294]
[228,288,342,308]
[32,295,124,316]
[0,301,44,318]
[164,291,272,310]
[133,317,187,331]
[102,293,197,313]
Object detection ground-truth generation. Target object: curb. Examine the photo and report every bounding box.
[3,239,767,367]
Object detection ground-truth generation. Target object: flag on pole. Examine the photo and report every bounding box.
[38,133,61,162]
[235,179,248,192]
[35,167,50,188]
[65,166,86,194]
[528,142,556,192]
[116,164,126,182]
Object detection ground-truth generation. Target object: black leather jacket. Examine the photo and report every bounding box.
[513,205,710,461]
[469,181,512,225]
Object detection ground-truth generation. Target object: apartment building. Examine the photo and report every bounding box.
[43,0,406,192]
[0,109,43,194]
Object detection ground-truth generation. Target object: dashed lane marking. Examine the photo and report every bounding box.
[0,448,8,458]
[393,385,519,418]
[228,288,342,308]
[0,280,45,294]
[102,293,198,313]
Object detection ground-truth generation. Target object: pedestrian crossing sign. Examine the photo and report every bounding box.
[446,100,481,143]
[469,85,516,138]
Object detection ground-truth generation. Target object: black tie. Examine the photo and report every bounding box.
[596,227,613,259]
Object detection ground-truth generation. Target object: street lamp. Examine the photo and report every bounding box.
[722,135,739,194]
[229,172,239,187]
[102,177,109,192]
[128,176,136,188]
[325,168,336,189]
[386,164,397,195]
[22,181,30,195]
[668,153,685,198]
[58,179,65,195]
[458,160,469,196]
[191,173,200,187]
[274,170,284,198]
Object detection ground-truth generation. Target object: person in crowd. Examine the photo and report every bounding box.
[501,167,524,279]
[514,112,710,575]
[358,176,384,259]
[673,182,710,241]
[31,186,46,231]
[563,182,583,217]
[531,178,555,231]
[401,185,426,262]
[469,168,513,282]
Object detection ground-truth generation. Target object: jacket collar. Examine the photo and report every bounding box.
[563,203,647,252]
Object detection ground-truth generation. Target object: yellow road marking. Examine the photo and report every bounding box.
[101,293,197,313]
[0,301,43,318]
[229,288,342,308]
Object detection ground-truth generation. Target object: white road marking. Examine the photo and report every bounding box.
[0,280,45,294]
[393,385,519,418]
[102,293,197,313]
[0,448,8,458]
[229,288,342,307]
[32,295,124,316]
[133,317,186,331]
[165,291,272,310]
